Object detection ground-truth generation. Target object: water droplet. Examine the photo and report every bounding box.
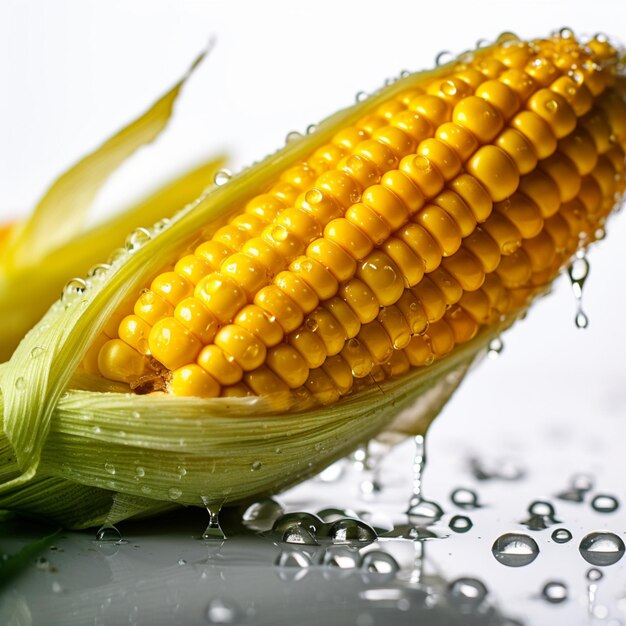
[320,546,361,569]
[178,558,187,566]
[545,99,559,112]
[450,487,480,510]
[271,225,288,241]
[15,377,26,391]
[214,169,232,186]
[30,347,44,359]
[361,551,399,575]
[125,227,152,252]
[449,515,473,533]
[51,581,63,594]
[177,465,187,478]
[440,80,457,96]
[413,155,431,172]
[305,188,323,205]
[306,124,317,135]
[487,336,504,358]
[62,277,87,303]
[242,498,284,532]
[135,466,145,478]
[559,27,575,39]
[591,494,619,513]
[104,462,116,475]
[283,526,318,546]
[407,499,444,526]
[275,549,312,568]
[272,512,324,537]
[355,91,369,103]
[206,598,241,624]
[35,556,51,571]
[552,528,573,544]
[435,50,453,66]
[448,577,488,607]
[201,497,225,540]
[542,581,568,604]
[87,263,111,279]
[285,130,302,143]
[575,310,589,329]
[492,533,539,567]
[168,487,182,500]
[328,519,377,544]
[131,410,141,419]
[250,460,263,472]
[587,567,604,581]
[580,531,625,566]
[95,525,123,543]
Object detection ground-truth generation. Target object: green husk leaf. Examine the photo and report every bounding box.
[0,45,515,528]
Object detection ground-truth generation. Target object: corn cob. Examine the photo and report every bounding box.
[89,32,626,403]
[1,31,625,529]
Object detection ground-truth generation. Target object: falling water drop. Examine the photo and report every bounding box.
[487,336,504,358]
[201,497,225,540]
[568,252,590,329]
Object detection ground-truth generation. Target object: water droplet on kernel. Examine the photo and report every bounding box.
[545,99,559,112]
[305,188,323,205]
[441,80,457,96]
[355,91,369,103]
[104,463,116,475]
[272,225,289,242]
[305,318,319,332]
[413,155,431,172]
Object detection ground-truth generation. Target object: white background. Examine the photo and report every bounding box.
[1,0,626,470]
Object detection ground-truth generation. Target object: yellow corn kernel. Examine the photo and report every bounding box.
[149,318,202,371]
[118,315,152,355]
[170,364,220,398]
[98,339,150,383]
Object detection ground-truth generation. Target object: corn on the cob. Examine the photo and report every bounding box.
[1,31,625,529]
[90,32,626,403]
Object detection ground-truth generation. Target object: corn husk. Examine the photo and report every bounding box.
[0,51,225,362]
[0,43,550,529]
